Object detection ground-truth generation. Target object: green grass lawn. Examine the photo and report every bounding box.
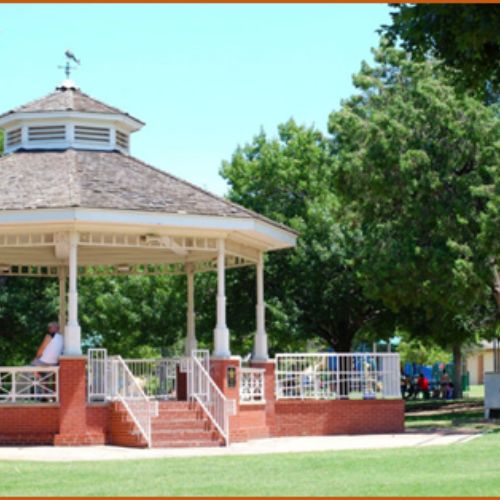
[1,431,500,496]
[465,384,485,399]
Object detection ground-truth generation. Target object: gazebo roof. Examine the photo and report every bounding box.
[0,81,296,263]
[0,149,291,233]
[0,83,144,125]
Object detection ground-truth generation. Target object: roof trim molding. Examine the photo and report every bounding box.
[0,208,297,250]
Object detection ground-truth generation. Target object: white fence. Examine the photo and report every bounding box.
[187,349,235,445]
[275,353,401,400]
[0,366,59,403]
[123,358,179,400]
[87,348,108,402]
[87,350,179,402]
[240,368,265,403]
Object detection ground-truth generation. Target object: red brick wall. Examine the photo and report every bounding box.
[108,401,147,447]
[0,405,59,445]
[251,361,276,430]
[0,404,109,445]
[230,404,270,442]
[86,405,109,436]
[274,399,405,436]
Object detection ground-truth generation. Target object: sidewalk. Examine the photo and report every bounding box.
[0,432,480,462]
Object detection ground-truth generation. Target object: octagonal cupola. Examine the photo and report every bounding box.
[0,79,144,155]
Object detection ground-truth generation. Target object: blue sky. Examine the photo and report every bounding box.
[0,4,391,195]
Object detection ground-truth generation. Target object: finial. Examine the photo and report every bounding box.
[58,49,80,80]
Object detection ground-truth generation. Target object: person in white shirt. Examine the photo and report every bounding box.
[32,322,64,366]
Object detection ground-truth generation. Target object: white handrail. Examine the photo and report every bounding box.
[189,351,234,446]
[109,355,152,447]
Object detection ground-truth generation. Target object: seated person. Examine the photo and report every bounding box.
[416,373,430,399]
[32,322,64,366]
[440,369,450,400]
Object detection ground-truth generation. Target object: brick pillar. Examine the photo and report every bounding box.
[54,356,88,446]
[210,358,240,442]
[251,360,276,434]
[210,358,240,402]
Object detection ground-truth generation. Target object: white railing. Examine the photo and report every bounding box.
[88,348,108,402]
[0,366,59,403]
[240,368,265,403]
[123,358,179,400]
[108,355,152,447]
[275,353,401,400]
[187,349,235,446]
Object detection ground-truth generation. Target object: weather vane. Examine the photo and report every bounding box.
[58,50,81,79]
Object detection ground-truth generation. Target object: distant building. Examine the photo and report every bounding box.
[466,341,499,385]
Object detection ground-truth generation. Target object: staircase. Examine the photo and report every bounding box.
[109,400,224,448]
[151,401,224,448]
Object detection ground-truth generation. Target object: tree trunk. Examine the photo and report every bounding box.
[452,343,463,399]
[492,264,500,315]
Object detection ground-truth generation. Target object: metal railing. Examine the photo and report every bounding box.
[0,366,59,403]
[275,353,401,400]
[88,348,108,402]
[123,358,179,400]
[109,355,152,447]
[187,349,234,446]
[240,367,265,403]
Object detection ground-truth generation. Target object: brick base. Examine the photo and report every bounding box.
[230,404,270,442]
[273,399,405,436]
[0,356,404,446]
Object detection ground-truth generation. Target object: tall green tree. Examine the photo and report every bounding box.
[221,120,393,352]
[329,44,499,395]
[381,4,500,101]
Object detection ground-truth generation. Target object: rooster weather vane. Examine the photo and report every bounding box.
[58,50,81,79]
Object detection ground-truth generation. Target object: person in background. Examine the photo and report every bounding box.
[32,322,64,366]
[416,373,430,400]
[440,369,450,400]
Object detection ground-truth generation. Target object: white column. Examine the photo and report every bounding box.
[184,264,197,356]
[58,266,67,331]
[213,238,230,358]
[253,251,268,361]
[64,232,81,355]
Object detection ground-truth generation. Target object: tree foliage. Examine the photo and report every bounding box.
[381,4,500,101]
[329,44,499,393]
[221,120,394,351]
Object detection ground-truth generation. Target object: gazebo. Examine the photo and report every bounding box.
[0,78,403,448]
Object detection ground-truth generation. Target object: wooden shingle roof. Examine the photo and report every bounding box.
[0,150,293,233]
[0,87,144,125]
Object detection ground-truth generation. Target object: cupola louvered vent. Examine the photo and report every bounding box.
[28,125,66,142]
[75,126,110,144]
[116,130,129,150]
[6,128,22,147]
